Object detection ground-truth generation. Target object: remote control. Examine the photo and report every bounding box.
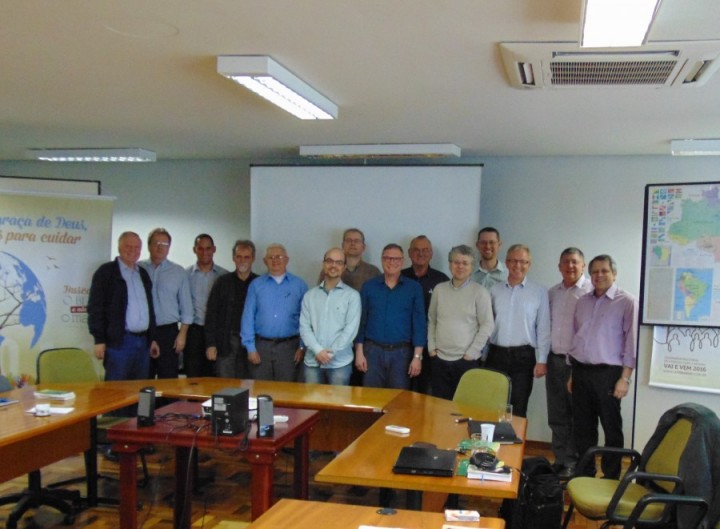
[385,425,410,434]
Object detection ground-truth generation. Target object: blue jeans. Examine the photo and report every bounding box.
[362,341,412,390]
[104,332,150,381]
[304,363,352,385]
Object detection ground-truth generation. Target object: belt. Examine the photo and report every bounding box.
[126,330,147,338]
[257,334,299,344]
[570,359,619,369]
[156,323,178,330]
[366,339,411,350]
[489,344,534,353]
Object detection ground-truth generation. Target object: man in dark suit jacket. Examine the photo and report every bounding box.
[88,231,159,381]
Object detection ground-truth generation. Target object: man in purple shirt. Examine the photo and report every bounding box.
[547,247,593,478]
[569,254,638,478]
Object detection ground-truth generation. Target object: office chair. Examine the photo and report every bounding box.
[35,347,149,488]
[562,403,719,529]
[453,367,511,410]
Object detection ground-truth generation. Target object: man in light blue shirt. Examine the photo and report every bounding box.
[487,243,551,418]
[139,228,193,379]
[472,227,506,289]
[300,248,361,385]
[242,243,308,381]
[185,233,228,377]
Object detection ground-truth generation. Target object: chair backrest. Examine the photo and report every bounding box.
[453,367,511,410]
[645,417,693,493]
[36,348,101,384]
[0,374,13,392]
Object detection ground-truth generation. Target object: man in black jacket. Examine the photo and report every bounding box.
[88,231,159,381]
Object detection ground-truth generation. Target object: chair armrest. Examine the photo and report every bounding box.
[621,493,708,529]
[608,471,684,519]
[576,446,642,476]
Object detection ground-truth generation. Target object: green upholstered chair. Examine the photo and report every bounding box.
[453,367,511,410]
[562,415,709,529]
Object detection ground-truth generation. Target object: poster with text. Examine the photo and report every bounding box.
[0,191,113,384]
[650,325,720,394]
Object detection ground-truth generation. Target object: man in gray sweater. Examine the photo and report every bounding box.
[427,244,494,399]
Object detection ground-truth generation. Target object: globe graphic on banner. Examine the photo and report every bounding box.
[0,251,47,350]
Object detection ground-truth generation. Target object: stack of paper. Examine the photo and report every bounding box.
[33,389,76,401]
[466,462,512,482]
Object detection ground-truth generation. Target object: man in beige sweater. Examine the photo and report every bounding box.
[427,244,494,399]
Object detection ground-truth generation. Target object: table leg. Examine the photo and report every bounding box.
[116,448,139,529]
[85,418,99,507]
[248,454,274,521]
[174,446,194,529]
[293,433,310,499]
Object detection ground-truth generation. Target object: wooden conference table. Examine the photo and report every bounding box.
[107,401,319,527]
[316,389,527,509]
[0,384,138,506]
[2,378,526,523]
[248,498,506,529]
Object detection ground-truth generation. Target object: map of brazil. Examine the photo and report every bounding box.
[644,183,720,326]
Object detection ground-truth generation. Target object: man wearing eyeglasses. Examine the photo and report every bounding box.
[241,243,308,381]
[355,243,426,389]
[472,227,506,289]
[427,245,493,399]
[487,243,551,418]
[204,240,258,379]
[401,235,449,394]
[299,248,361,386]
[139,228,193,379]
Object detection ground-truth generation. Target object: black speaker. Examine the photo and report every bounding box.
[137,386,156,427]
[211,388,249,436]
[257,394,274,438]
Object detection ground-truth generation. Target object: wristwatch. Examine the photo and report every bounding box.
[413,353,422,360]
[621,376,632,384]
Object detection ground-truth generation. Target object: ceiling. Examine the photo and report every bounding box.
[2,0,719,161]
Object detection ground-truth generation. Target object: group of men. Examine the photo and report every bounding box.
[87,225,637,479]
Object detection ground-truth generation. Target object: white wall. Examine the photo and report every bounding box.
[480,155,720,448]
[2,155,718,448]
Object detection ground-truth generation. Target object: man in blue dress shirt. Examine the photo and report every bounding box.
[355,243,427,389]
[139,228,193,379]
[487,243,551,418]
[241,243,308,381]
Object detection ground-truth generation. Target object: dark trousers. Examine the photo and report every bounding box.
[410,347,433,395]
[215,333,250,379]
[430,356,478,400]
[485,344,536,418]
[250,336,300,382]
[184,324,215,378]
[150,323,180,379]
[545,352,577,467]
[363,341,412,390]
[572,361,624,478]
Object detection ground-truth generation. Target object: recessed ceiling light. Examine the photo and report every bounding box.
[29,148,157,162]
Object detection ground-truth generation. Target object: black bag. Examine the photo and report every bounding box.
[499,456,564,529]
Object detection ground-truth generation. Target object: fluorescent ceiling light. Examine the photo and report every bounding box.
[217,55,337,120]
[581,0,662,48]
[30,148,156,162]
[299,143,461,158]
[671,139,720,156]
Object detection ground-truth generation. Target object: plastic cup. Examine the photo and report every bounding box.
[35,403,51,416]
[480,423,495,442]
[499,403,513,422]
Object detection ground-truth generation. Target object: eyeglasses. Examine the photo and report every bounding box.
[266,255,287,261]
[506,259,530,266]
[323,258,345,266]
[152,241,170,247]
[451,260,473,267]
[382,256,403,263]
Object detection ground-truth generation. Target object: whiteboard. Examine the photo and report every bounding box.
[250,165,482,285]
[0,175,100,196]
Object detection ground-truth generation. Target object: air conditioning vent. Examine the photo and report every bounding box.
[500,41,720,89]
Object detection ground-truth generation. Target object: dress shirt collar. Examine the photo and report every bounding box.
[593,282,618,299]
[320,279,346,293]
[117,257,138,273]
[562,275,590,291]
